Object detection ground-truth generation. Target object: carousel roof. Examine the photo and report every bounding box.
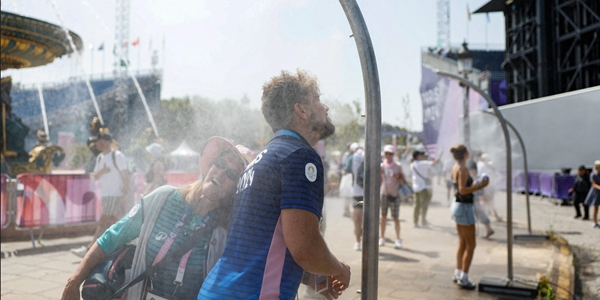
[1,11,83,70]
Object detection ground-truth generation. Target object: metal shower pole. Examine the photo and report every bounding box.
[339,1,382,298]
[481,110,531,235]
[436,71,514,280]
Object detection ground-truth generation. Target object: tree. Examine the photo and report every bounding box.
[155,96,271,153]
[325,99,364,153]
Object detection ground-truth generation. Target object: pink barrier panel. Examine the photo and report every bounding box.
[165,172,199,187]
[16,174,99,227]
[1,174,7,229]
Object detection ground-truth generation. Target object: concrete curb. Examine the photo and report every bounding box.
[548,234,576,300]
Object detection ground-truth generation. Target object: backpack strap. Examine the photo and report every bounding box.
[111,150,120,172]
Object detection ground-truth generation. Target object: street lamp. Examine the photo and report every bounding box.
[457,41,473,146]
[457,41,474,74]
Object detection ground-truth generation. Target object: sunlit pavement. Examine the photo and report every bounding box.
[1,180,598,299]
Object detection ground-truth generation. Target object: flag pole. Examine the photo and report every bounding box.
[90,44,94,79]
[102,49,105,78]
[138,42,141,75]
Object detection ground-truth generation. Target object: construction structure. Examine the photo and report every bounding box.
[475,0,600,103]
[113,0,131,139]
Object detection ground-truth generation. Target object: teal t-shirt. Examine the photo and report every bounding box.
[97,191,211,298]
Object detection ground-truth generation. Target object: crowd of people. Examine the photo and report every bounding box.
[60,68,599,299]
[337,138,600,292]
[63,70,350,300]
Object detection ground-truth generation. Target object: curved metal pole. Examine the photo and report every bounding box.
[436,71,514,281]
[339,1,381,298]
[481,110,531,235]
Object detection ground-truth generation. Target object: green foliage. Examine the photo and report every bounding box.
[326,99,364,152]
[325,99,410,153]
[155,96,271,152]
[537,276,554,300]
[67,140,93,169]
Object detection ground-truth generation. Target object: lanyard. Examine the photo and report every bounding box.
[151,197,213,291]
[274,129,301,140]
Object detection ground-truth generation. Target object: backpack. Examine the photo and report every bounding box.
[357,161,365,188]
[81,244,135,300]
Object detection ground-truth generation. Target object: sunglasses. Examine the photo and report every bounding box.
[213,156,241,181]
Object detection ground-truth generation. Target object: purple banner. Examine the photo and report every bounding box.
[420,65,486,160]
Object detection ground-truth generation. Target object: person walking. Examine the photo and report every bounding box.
[449,144,489,290]
[199,70,351,299]
[410,150,441,228]
[351,147,365,251]
[71,132,129,258]
[468,161,494,238]
[584,160,600,228]
[569,165,591,220]
[379,145,404,249]
[339,142,358,217]
[476,152,501,221]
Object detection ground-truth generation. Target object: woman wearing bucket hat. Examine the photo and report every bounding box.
[63,136,253,300]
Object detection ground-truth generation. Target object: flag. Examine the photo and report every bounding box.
[486,12,490,23]
[132,38,139,46]
[98,42,104,51]
[467,4,471,21]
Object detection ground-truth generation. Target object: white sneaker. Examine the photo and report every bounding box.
[354,242,361,251]
[394,239,402,249]
[379,237,385,246]
[70,245,88,258]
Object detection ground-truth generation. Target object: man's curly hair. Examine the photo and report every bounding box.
[261,70,320,132]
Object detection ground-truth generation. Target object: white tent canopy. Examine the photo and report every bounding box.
[168,140,200,171]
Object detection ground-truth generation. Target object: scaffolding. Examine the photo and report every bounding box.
[501,0,599,103]
[554,0,600,94]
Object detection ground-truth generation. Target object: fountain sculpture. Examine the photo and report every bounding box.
[1,11,82,176]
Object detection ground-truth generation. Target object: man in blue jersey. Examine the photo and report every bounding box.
[199,70,351,299]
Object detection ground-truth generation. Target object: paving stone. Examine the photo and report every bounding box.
[2,181,593,299]
[0,293,52,300]
[2,277,62,294]
[1,263,38,275]
[0,273,20,283]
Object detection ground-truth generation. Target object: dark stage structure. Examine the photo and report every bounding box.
[476,0,600,103]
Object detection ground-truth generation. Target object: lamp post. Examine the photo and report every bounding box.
[457,41,473,147]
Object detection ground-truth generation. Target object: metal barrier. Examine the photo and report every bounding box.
[16,173,99,228]
[554,174,575,201]
[6,172,200,247]
[527,172,541,195]
[539,173,554,198]
[1,174,17,230]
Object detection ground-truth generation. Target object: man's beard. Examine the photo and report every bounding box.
[311,114,335,140]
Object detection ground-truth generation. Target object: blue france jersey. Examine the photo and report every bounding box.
[198,133,324,300]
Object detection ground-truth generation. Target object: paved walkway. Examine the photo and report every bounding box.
[2,181,598,299]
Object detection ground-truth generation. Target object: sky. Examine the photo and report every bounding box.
[1,0,506,131]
